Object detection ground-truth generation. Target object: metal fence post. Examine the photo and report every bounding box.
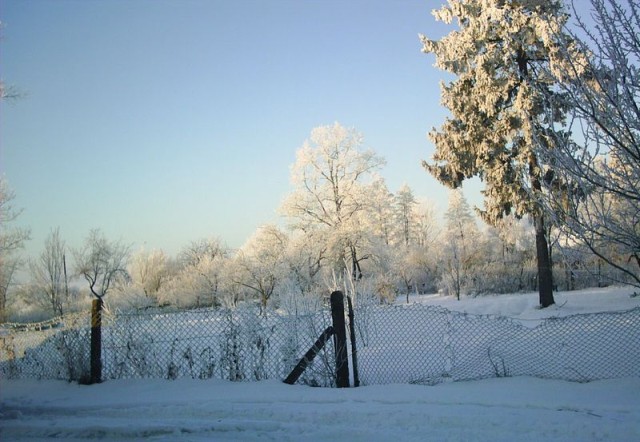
[90,298,103,384]
[330,291,350,388]
[347,295,359,387]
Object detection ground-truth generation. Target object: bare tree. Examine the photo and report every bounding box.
[540,0,640,288]
[0,178,30,321]
[74,229,130,300]
[30,227,70,316]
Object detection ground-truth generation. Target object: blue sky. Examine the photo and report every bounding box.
[1,0,461,258]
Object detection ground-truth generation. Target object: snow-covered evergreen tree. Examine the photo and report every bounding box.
[394,184,418,247]
[420,0,581,307]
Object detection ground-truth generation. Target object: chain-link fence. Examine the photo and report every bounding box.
[1,306,337,386]
[354,304,640,384]
[102,307,336,386]
[0,313,91,381]
[2,301,639,386]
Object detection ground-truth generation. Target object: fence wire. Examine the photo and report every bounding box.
[354,304,640,385]
[2,302,639,386]
[1,307,336,386]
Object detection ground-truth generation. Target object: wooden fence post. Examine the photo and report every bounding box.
[330,291,350,388]
[90,298,103,384]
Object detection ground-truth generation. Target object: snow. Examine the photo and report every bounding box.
[2,286,639,441]
[1,377,639,441]
[402,285,640,323]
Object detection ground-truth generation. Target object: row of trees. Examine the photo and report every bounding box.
[3,170,624,322]
[2,0,638,320]
[420,0,640,306]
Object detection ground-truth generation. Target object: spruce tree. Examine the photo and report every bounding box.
[421,0,581,307]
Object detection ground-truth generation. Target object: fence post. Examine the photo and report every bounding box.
[90,298,103,384]
[330,291,350,388]
[346,295,359,387]
[283,326,335,385]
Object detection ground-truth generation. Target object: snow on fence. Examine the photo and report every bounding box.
[1,302,639,386]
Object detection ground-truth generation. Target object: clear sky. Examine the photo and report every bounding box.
[1,0,463,259]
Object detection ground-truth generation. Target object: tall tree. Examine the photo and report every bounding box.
[441,190,481,300]
[395,184,418,247]
[30,227,69,316]
[421,0,580,307]
[0,178,31,321]
[280,122,385,280]
[367,177,396,246]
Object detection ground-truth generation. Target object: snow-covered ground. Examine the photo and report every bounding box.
[1,286,639,441]
[402,285,640,322]
[1,376,639,441]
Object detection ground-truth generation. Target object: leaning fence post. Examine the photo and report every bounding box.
[283,326,335,385]
[330,291,350,388]
[90,298,103,384]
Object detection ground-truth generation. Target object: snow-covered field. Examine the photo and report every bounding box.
[1,286,639,441]
[403,285,640,321]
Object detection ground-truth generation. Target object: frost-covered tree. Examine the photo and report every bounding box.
[0,178,30,321]
[367,177,396,246]
[232,225,288,314]
[74,229,130,300]
[128,248,171,305]
[440,190,481,299]
[482,217,537,292]
[538,0,640,288]
[421,0,581,307]
[166,238,228,308]
[29,227,71,316]
[280,122,385,280]
[394,184,418,247]
[283,230,325,296]
[414,199,440,250]
[179,238,226,268]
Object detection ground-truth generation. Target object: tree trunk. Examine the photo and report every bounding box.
[350,245,363,280]
[534,215,555,308]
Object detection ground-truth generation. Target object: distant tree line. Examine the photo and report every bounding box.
[1,0,638,320]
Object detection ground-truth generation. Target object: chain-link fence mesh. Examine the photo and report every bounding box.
[101,307,335,386]
[0,313,91,381]
[354,304,640,385]
[1,307,337,386]
[2,301,639,386]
